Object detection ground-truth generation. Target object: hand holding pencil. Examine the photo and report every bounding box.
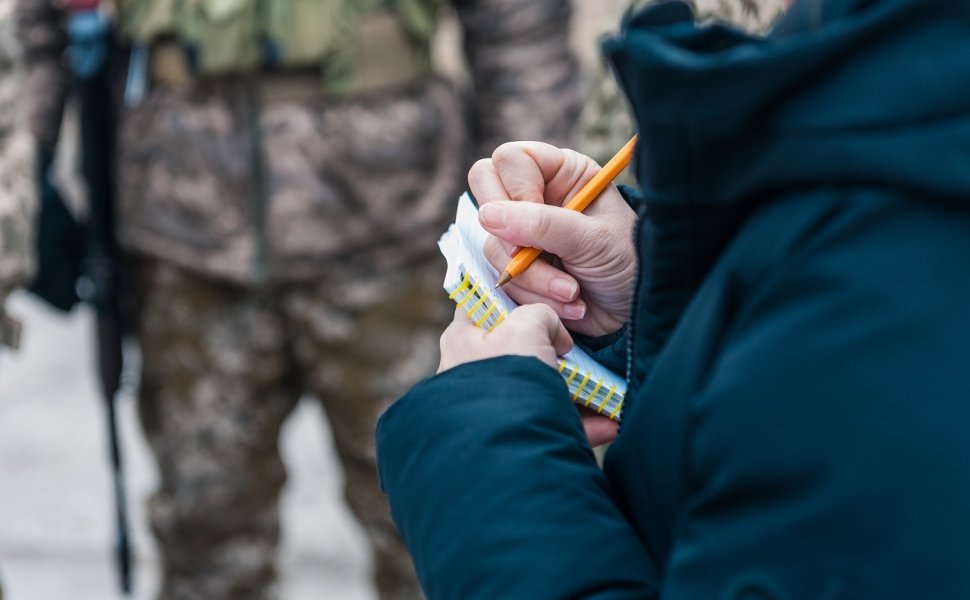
[495,135,638,288]
[470,137,639,338]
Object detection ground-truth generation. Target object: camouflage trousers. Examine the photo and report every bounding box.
[133,255,451,600]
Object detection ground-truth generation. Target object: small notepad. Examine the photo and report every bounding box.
[438,193,626,421]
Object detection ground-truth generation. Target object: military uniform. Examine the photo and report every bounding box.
[16,0,582,598]
[0,0,35,354]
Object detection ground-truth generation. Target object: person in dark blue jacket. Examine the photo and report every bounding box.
[376,0,970,597]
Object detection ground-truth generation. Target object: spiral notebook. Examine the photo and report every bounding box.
[438,193,626,421]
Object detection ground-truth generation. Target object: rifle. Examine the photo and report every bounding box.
[66,1,133,594]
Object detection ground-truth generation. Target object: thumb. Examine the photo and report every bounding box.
[512,304,574,357]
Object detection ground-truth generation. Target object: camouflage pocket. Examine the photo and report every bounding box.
[116,89,255,279]
[262,79,467,278]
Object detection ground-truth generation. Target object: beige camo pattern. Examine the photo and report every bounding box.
[573,0,788,169]
[115,76,469,284]
[455,0,583,158]
[134,255,453,600]
[18,0,583,285]
[0,0,35,350]
[15,0,581,597]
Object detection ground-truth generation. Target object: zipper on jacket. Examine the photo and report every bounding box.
[625,201,648,388]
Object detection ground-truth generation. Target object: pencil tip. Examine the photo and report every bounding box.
[495,272,512,288]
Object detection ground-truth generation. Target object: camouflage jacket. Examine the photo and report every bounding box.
[1,0,36,349]
[17,0,582,284]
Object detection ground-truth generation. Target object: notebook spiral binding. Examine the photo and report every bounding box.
[448,268,624,420]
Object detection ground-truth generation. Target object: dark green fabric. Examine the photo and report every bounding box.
[377,0,970,597]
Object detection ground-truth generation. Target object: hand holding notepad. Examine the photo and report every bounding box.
[438,193,627,421]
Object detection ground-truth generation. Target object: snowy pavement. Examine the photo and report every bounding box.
[0,291,375,599]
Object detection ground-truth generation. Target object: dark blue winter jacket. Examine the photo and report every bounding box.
[377,0,970,597]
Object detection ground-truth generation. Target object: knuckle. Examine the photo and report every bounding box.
[507,304,535,328]
[517,302,556,325]
[537,302,559,323]
[569,148,603,178]
[491,143,520,169]
[562,148,598,172]
[522,203,550,238]
[441,316,463,340]
[468,158,494,184]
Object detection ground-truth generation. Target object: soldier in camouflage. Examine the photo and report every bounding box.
[16,0,582,598]
[0,0,34,358]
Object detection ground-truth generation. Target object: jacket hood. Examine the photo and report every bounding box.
[603,0,970,210]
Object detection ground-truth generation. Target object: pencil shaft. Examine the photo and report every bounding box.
[562,134,638,213]
[498,134,638,285]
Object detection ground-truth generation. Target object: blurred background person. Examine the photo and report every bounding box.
[0,0,35,593]
[0,0,34,362]
[15,1,582,599]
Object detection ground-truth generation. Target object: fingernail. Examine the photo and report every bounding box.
[550,278,578,300]
[479,203,507,228]
[563,301,586,320]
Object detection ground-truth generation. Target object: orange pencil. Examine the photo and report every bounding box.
[495,134,638,288]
